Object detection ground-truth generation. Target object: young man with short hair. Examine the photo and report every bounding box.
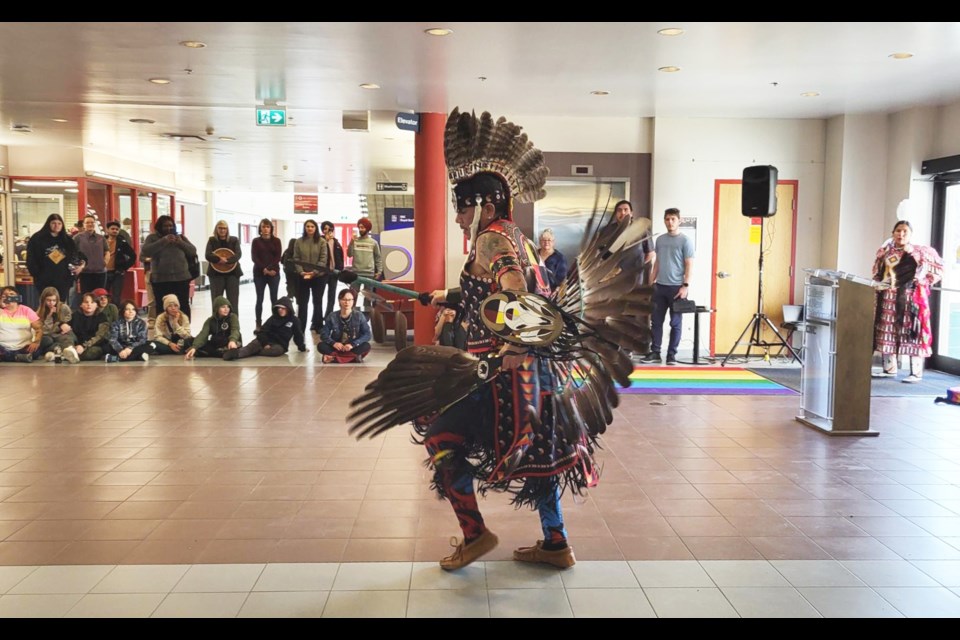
[643,207,695,365]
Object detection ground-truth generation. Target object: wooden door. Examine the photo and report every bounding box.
[712,181,797,355]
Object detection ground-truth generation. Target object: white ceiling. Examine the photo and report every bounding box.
[2,21,959,195]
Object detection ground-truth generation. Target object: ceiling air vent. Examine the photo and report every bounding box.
[163,133,207,142]
[342,110,369,132]
[9,123,33,133]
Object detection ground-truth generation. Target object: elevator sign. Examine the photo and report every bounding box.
[256,108,286,126]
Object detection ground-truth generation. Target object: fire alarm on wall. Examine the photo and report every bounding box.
[571,164,594,176]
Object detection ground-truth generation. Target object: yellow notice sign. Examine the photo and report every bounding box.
[749,224,762,245]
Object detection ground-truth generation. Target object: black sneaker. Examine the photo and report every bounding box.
[666,356,678,366]
[640,352,662,364]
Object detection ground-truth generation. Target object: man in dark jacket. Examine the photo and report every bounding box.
[104,220,137,303]
[223,297,307,360]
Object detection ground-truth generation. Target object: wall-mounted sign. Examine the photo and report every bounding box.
[395,112,420,132]
[293,194,318,214]
[256,108,287,126]
[384,207,414,230]
[376,182,408,192]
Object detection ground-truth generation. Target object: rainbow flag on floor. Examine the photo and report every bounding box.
[620,366,798,395]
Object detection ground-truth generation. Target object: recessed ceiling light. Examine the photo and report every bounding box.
[64,188,79,193]
[179,40,207,48]
[218,136,236,141]
[889,52,913,60]
[658,66,681,73]
[129,118,156,124]
[658,28,684,36]
[590,90,610,96]
[424,28,453,36]
[51,118,68,123]
[14,179,78,187]
[801,91,820,97]
[359,83,380,90]
[148,78,171,85]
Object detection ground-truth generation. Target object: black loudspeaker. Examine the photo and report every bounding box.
[741,165,778,217]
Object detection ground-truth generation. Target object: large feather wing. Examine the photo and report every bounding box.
[347,345,492,439]
[547,208,654,443]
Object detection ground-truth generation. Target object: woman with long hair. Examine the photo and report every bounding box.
[36,286,78,362]
[292,219,328,333]
[26,213,82,302]
[205,219,242,313]
[140,215,197,319]
[872,220,944,382]
[251,218,282,330]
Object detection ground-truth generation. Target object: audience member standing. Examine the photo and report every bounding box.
[320,221,345,318]
[26,213,81,303]
[140,215,197,319]
[251,218,282,331]
[537,228,567,290]
[104,220,137,303]
[74,215,108,295]
[205,220,243,313]
[293,219,329,333]
[347,216,382,315]
[282,238,300,300]
[642,207,694,366]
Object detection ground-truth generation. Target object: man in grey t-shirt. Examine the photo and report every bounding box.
[641,208,694,365]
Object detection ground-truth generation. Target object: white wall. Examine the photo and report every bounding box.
[651,117,826,346]
[834,114,889,274]
[9,147,83,176]
[522,116,653,154]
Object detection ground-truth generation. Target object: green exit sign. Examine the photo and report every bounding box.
[256,108,286,126]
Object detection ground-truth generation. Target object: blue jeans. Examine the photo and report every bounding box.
[651,283,683,358]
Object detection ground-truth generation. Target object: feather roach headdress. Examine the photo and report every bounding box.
[444,107,549,217]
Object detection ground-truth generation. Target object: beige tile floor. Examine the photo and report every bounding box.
[1,282,960,616]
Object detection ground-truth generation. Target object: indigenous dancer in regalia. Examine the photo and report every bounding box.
[348,108,654,571]
[872,219,943,383]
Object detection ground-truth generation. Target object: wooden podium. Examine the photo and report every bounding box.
[795,269,882,436]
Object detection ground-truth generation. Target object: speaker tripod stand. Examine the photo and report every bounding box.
[721,217,802,366]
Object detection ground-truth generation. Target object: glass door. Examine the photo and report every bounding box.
[931,180,960,375]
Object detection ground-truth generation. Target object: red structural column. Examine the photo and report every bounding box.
[413,112,447,345]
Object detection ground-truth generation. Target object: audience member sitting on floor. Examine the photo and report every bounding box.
[152,294,193,356]
[69,293,111,361]
[37,286,79,363]
[91,288,119,324]
[184,295,240,360]
[317,288,371,363]
[224,296,306,360]
[106,300,154,362]
[0,285,44,363]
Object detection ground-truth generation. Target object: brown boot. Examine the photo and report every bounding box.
[513,540,576,569]
[439,529,498,571]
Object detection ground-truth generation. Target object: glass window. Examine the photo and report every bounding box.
[138,192,155,242]
[937,184,960,361]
